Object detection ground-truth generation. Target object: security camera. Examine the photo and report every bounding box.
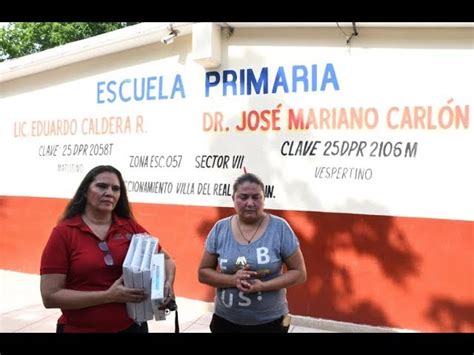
[161,30,178,45]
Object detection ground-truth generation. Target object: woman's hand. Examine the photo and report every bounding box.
[239,278,265,293]
[106,276,147,303]
[234,265,257,292]
[160,280,175,307]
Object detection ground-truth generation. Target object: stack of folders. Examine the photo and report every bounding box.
[122,233,165,323]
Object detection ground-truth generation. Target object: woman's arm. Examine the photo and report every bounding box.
[162,250,176,300]
[240,247,307,293]
[40,274,147,310]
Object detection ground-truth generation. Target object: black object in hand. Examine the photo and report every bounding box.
[166,299,177,312]
[159,298,177,312]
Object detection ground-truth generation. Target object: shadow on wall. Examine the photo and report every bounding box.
[197,207,474,332]
[425,296,474,332]
[193,41,473,330]
[196,34,416,329]
[196,207,234,248]
[198,208,421,329]
[278,210,420,328]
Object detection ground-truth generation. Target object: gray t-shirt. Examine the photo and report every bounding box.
[205,213,299,325]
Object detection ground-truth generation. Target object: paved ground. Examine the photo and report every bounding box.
[0,270,333,333]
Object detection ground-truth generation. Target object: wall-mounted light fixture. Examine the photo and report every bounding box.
[162,25,179,45]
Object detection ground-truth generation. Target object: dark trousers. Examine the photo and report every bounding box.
[56,322,149,333]
[209,313,290,333]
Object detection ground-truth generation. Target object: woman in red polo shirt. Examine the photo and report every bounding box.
[40,165,176,333]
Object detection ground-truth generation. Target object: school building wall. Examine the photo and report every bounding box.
[0,23,472,332]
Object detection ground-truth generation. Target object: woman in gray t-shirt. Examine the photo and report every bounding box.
[198,172,307,332]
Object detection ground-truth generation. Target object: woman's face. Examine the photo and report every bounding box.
[233,181,265,223]
[85,172,121,215]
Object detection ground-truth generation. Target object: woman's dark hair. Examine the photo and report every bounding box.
[232,172,265,198]
[60,165,133,221]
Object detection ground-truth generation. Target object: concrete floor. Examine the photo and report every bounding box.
[0,270,332,333]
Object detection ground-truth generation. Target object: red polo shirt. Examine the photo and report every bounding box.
[40,214,158,332]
